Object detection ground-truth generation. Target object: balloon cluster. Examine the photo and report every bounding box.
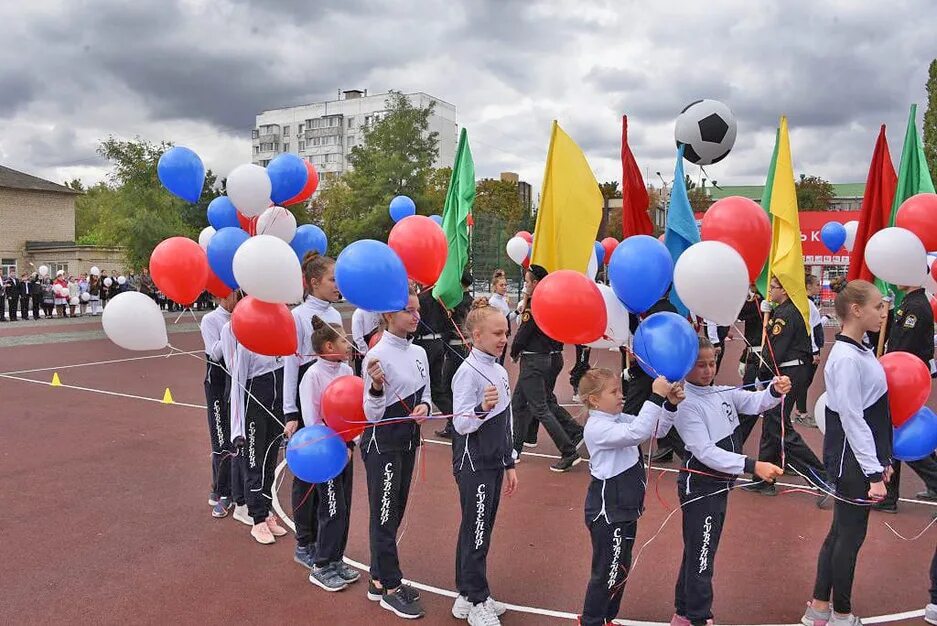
[505,231,533,268]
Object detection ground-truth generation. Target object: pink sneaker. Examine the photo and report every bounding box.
[266,514,288,537]
[251,522,276,544]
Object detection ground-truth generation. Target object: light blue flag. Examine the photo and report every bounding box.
[664,145,700,316]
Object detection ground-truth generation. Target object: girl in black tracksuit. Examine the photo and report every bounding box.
[801,279,891,625]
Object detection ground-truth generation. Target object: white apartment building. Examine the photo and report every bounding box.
[252,89,458,180]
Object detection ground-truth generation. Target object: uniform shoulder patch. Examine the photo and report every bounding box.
[904,313,917,329]
[771,323,783,336]
[521,311,531,323]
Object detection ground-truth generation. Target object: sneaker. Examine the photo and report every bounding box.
[294,545,316,569]
[399,584,421,602]
[208,492,220,506]
[917,490,937,502]
[233,504,253,526]
[211,501,230,518]
[380,587,425,619]
[801,414,818,428]
[571,433,585,450]
[452,595,472,619]
[309,564,348,592]
[266,514,288,537]
[484,597,507,616]
[332,561,360,583]
[251,522,276,544]
[550,453,582,472]
[743,482,777,496]
[650,447,675,463]
[435,427,453,439]
[572,393,581,403]
[871,502,897,514]
[523,441,538,448]
[801,601,831,625]
[828,613,862,625]
[670,615,692,626]
[925,603,937,625]
[468,601,501,626]
[367,579,383,602]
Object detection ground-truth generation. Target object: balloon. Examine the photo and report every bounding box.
[633,311,699,381]
[700,196,771,282]
[368,330,383,349]
[927,254,937,294]
[894,406,937,462]
[601,237,618,266]
[227,164,272,217]
[157,146,205,203]
[587,284,632,349]
[517,231,533,243]
[673,241,748,325]
[930,294,937,321]
[267,153,308,204]
[103,277,113,287]
[80,292,90,302]
[608,235,674,314]
[585,246,598,279]
[814,392,828,434]
[335,240,409,312]
[820,222,847,253]
[38,265,49,277]
[207,196,240,230]
[896,193,937,251]
[205,267,232,299]
[505,236,530,266]
[69,296,80,306]
[880,351,931,427]
[864,227,927,287]
[286,424,349,483]
[389,195,416,222]
[150,236,210,305]
[236,211,258,236]
[843,220,859,252]
[290,224,328,260]
[198,226,216,250]
[388,215,448,286]
[429,214,443,226]
[231,296,297,356]
[232,235,303,304]
[89,266,100,277]
[117,276,127,285]
[102,292,168,351]
[594,241,605,266]
[207,227,250,290]
[283,161,319,206]
[321,376,367,442]
[256,206,297,243]
[531,270,606,344]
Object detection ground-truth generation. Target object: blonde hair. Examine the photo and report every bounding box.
[578,368,619,409]
[465,297,501,335]
[834,279,878,320]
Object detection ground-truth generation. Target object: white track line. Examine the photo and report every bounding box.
[0,349,203,376]
[0,373,206,409]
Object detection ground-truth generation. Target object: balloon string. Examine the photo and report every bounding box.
[416,317,498,388]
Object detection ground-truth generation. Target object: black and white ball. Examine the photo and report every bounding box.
[674,99,737,165]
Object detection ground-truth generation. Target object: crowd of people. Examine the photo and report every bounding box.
[196,253,937,626]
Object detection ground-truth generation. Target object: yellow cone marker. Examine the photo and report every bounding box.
[162,388,174,404]
[51,372,62,387]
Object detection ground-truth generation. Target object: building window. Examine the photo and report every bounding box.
[348,117,354,128]
[347,136,354,148]
[298,140,305,151]
[283,125,290,137]
[251,129,259,139]
[298,123,305,134]
[253,146,259,155]
[283,142,290,152]
[1,258,16,276]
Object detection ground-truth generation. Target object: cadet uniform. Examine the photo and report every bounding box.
[705,321,730,375]
[437,289,473,438]
[737,292,765,389]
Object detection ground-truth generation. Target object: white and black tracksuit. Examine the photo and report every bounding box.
[224,323,285,525]
[299,358,355,567]
[352,308,383,376]
[811,335,890,615]
[201,307,233,500]
[674,382,782,626]
[361,332,432,590]
[451,349,515,606]
[581,397,676,626]
[284,296,343,548]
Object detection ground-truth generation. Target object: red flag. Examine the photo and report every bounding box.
[620,115,653,238]
[848,125,897,282]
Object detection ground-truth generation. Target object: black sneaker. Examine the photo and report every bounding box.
[435,427,453,439]
[367,579,383,602]
[743,481,777,496]
[916,490,937,502]
[650,447,674,463]
[332,561,360,583]
[294,545,316,569]
[550,453,582,472]
[872,502,898,514]
[380,587,425,619]
[399,584,421,602]
[309,564,348,592]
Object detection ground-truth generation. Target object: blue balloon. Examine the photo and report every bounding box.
[594,241,605,266]
[286,424,348,483]
[389,195,416,222]
[206,227,250,290]
[633,312,699,381]
[335,240,409,312]
[290,224,328,260]
[430,214,443,226]
[893,406,937,462]
[267,153,308,204]
[158,146,205,203]
[820,221,847,254]
[206,196,240,230]
[608,235,674,313]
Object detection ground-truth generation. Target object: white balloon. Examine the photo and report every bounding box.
[843,220,859,252]
[587,284,632,349]
[103,277,113,287]
[814,392,828,435]
[227,163,272,217]
[102,291,168,351]
[117,275,127,285]
[256,206,297,243]
[198,226,216,250]
[925,253,937,293]
[232,234,303,304]
[674,241,749,326]
[38,265,49,277]
[69,296,80,305]
[585,247,598,279]
[80,292,90,302]
[89,266,100,276]
[865,227,927,287]
[505,236,529,266]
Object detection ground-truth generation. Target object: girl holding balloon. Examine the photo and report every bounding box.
[800,279,892,626]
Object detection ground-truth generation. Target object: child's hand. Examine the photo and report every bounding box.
[754,461,783,483]
[771,376,792,395]
[367,358,385,390]
[505,468,518,496]
[283,420,299,439]
[410,403,429,423]
[481,385,499,411]
[868,480,887,500]
[667,383,685,406]
[651,376,673,398]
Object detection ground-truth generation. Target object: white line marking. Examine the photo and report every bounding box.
[0,373,206,409]
[0,349,203,376]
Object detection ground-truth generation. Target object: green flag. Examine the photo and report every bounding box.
[755,128,780,297]
[433,128,475,308]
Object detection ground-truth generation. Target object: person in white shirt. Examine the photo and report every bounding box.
[795,274,827,427]
[352,308,383,376]
[486,269,516,365]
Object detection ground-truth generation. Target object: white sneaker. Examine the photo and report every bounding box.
[925,603,937,625]
[468,602,501,626]
[233,505,253,526]
[251,522,276,544]
[484,597,506,616]
[572,393,581,403]
[452,595,472,619]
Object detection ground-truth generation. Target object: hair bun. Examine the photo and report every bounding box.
[311,315,325,331]
[471,297,490,310]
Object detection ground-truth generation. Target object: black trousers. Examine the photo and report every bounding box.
[581,517,636,626]
[30,294,40,319]
[314,453,354,566]
[232,445,247,506]
[513,354,576,457]
[625,368,685,458]
[713,326,729,374]
[455,468,504,604]
[881,454,937,507]
[243,371,283,524]
[414,339,447,413]
[675,484,728,625]
[438,343,469,432]
[0,293,5,320]
[6,296,17,321]
[292,361,320,548]
[570,345,592,393]
[758,364,826,480]
[204,365,232,499]
[363,448,416,589]
[811,498,870,614]
[548,352,584,441]
[19,294,30,319]
[796,362,819,414]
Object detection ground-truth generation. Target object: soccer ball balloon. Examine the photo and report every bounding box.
[674,99,737,165]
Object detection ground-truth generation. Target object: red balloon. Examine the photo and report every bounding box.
[231,296,297,357]
[880,351,932,427]
[517,231,533,243]
[149,236,209,305]
[237,211,257,235]
[321,375,367,442]
[205,267,232,299]
[387,215,448,286]
[930,295,937,320]
[531,270,606,344]
[701,196,771,282]
[601,237,618,266]
[368,330,383,349]
[284,161,319,206]
[896,193,937,251]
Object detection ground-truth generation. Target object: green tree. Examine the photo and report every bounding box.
[796,174,835,210]
[423,167,452,216]
[599,180,622,200]
[924,59,937,188]
[474,178,525,232]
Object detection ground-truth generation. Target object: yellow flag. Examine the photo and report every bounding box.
[768,116,811,332]
[531,121,604,273]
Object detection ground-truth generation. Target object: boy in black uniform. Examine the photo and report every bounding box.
[876,283,937,512]
[435,271,474,439]
[736,287,767,445]
[414,287,448,419]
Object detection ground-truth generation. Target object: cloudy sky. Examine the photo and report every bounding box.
[1,0,934,196]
